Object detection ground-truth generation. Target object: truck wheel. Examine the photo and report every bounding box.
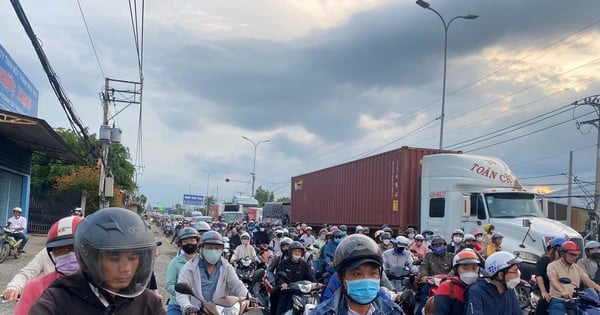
[0,243,9,263]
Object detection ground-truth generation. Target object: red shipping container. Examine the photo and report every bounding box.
[291,146,459,231]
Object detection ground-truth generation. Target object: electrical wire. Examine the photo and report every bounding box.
[76,0,105,80]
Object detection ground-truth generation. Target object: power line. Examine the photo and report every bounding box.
[76,0,105,80]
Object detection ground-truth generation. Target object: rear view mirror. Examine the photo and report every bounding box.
[522,219,531,228]
[559,277,572,285]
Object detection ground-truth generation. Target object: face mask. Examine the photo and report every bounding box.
[181,244,198,255]
[590,253,600,260]
[334,238,341,244]
[453,236,463,244]
[395,247,405,254]
[489,230,495,235]
[505,270,521,289]
[465,243,475,249]
[55,252,80,275]
[459,271,479,285]
[345,278,380,305]
[432,246,447,255]
[260,228,265,232]
[383,239,390,245]
[342,231,347,236]
[319,234,326,240]
[292,254,302,262]
[202,249,223,264]
[241,239,249,245]
[425,235,433,241]
[408,233,415,239]
[276,234,283,239]
[476,236,483,242]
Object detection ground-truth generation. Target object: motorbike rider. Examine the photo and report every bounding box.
[70,207,83,217]
[382,236,418,274]
[253,223,270,246]
[165,227,200,315]
[15,216,83,315]
[7,207,29,253]
[431,248,480,315]
[465,251,522,315]
[269,229,285,257]
[578,240,600,284]
[176,230,248,315]
[547,241,600,314]
[486,232,505,257]
[271,241,319,314]
[300,226,316,246]
[408,234,428,261]
[535,237,566,315]
[230,232,259,264]
[29,207,164,314]
[268,236,293,273]
[378,231,393,253]
[322,230,343,279]
[447,229,464,254]
[311,234,403,314]
[417,235,454,314]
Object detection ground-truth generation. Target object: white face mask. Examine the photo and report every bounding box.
[476,236,483,242]
[453,236,463,244]
[408,233,415,239]
[292,254,302,261]
[459,272,479,285]
[505,270,521,289]
[383,239,390,245]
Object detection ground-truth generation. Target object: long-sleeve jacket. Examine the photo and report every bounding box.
[5,248,55,293]
[322,242,338,273]
[14,272,60,315]
[578,257,599,282]
[420,252,453,277]
[231,243,259,263]
[382,249,418,273]
[29,271,164,315]
[176,256,248,311]
[433,276,467,315]
[165,254,192,306]
[465,278,521,315]
[275,258,315,286]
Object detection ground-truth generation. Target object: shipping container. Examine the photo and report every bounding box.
[290,146,459,231]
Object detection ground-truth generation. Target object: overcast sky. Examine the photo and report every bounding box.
[2,0,600,208]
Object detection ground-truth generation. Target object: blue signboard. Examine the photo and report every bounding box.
[183,194,204,206]
[0,44,38,117]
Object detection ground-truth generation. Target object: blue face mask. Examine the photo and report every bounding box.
[342,231,347,236]
[425,235,433,241]
[202,249,223,264]
[432,246,446,255]
[345,278,380,305]
[334,237,341,244]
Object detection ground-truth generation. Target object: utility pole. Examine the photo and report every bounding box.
[573,95,600,215]
[98,78,110,209]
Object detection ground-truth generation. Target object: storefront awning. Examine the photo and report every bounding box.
[0,109,85,163]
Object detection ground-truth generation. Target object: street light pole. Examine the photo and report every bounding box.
[242,136,270,197]
[416,0,478,149]
[201,169,215,208]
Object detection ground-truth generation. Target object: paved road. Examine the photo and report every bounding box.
[0,223,177,314]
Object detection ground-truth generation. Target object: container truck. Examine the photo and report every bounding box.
[291,146,582,275]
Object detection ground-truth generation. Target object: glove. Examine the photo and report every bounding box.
[184,305,201,315]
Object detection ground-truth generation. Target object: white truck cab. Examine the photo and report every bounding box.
[420,154,582,274]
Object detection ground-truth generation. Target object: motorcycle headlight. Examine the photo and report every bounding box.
[293,295,304,308]
[242,259,252,267]
[298,283,312,293]
[216,302,241,315]
[513,251,540,263]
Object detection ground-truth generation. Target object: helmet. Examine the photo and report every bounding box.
[319,228,328,235]
[406,227,416,233]
[306,226,312,231]
[339,225,348,232]
[12,207,22,213]
[414,234,425,241]
[333,230,343,238]
[195,221,211,232]
[560,241,580,255]
[373,230,383,239]
[74,208,156,298]
[381,232,392,240]
[452,248,481,267]
[177,227,199,242]
[470,228,483,236]
[463,234,476,242]
[485,251,521,276]
[280,237,293,247]
[452,229,465,236]
[71,207,83,216]
[333,234,382,274]
[549,237,567,249]
[289,241,306,253]
[200,231,224,246]
[240,232,250,239]
[283,228,290,236]
[431,235,447,246]
[356,225,364,233]
[330,226,339,232]
[585,241,600,251]
[47,216,84,249]
[383,227,393,234]
[483,224,495,234]
[362,227,370,234]
[394,236,409,247]
[491,232,504,241]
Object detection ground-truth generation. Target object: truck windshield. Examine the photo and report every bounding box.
[222,212,244,222]
[485,192,543,218]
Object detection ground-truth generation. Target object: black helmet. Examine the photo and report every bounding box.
[333,230,343,238]
[333,234,382,274]
[339,225,348,232]
[200,230,224,246]
[289,241,306,253]
[178,227,199,243]
[431,235,447,246]
[74,208,155,298]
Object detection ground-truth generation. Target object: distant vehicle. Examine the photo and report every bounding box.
[220,196,260,223]
[263,202,291,225]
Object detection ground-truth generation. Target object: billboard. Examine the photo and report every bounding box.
[0,44,38,117]
[183,194,204,206]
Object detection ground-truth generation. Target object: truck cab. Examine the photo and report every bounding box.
[420,154,581,277]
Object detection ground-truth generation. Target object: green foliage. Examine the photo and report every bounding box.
[254,186,274,206]
[277,196,291,203]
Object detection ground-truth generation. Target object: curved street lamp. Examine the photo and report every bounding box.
[416,0,478,149]
[242,136,270,197]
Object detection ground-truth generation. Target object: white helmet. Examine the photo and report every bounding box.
[485,251,521,277]
[394,236,409,247]
[355,225,363,233]
[12,207,22,213]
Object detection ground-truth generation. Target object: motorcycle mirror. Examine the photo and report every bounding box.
[410,249,417,253]
[558,277,572,285]
[413,260,422,266]
[175,283,198,299]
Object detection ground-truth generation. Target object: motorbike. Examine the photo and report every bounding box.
[222,236,231,261]
[559,277,600,315]
[0,226,23,263]
[175,283,263,315]
[282,280,322,315]
[236,256,257,289]
[250,268,271,315]
[385,264,417,315]
[515,276,533,310]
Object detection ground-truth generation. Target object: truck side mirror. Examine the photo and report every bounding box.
[462,194,471,217]
[522,219,531,228]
